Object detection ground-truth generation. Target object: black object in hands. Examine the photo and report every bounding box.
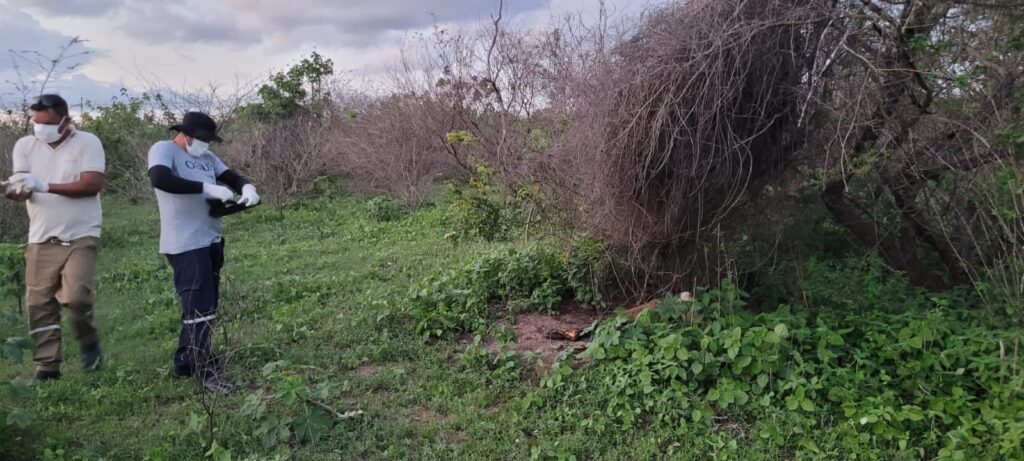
[207,197,260,217]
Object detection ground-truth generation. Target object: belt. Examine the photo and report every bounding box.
[44,237,72,247]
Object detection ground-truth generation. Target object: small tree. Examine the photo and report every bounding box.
[240,52,335,121]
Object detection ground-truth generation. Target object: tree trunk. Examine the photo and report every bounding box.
[822,180,950,291]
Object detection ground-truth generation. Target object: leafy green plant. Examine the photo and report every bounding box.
[80,91,172,201]
[0,243,25,316]
[535,280,1024,459]
[0,245,32,432]
[410,245,602,339]
[365,196,407,223]
[565,237,605,307]
[446,130,476,145]
[3,336,36,429]
[446,165,521,243]
[459,334,528,385]
[240,52,335,121]
[240,361,360,450]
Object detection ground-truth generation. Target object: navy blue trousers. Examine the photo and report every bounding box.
[166,240,224,378]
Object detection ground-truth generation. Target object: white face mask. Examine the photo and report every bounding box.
[33,117,65,143]
[185,137,210,157]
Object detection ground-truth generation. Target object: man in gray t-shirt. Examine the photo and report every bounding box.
[149,140,231,254]
[147,111,260,393]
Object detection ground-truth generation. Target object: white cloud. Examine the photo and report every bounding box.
[3,0,121,17]
[0,3,127,107]
[7,0,548,48]
[0,5,90,68]
[1,0,666,107]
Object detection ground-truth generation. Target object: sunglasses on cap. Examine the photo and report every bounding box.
[29,94,68,112]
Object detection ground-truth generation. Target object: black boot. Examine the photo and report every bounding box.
[81,343,103,372]
[31,370,61,384]
[200,371,233,394]
[171,365,193,380]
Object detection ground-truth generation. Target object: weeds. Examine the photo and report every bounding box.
[241,360,360,450]
[410,244,602,339]
[445,165,524,243]
[365,196,408,223]
[0,244,25,316]
[535,280,1024,459]
[3,197,1023,460]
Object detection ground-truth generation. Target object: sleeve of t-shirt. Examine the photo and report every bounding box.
[82,135,106,173]
[11,138,29,173]
[210,153,229,176]
[148,142,174,169]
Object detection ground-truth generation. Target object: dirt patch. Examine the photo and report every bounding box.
[410,407,453,423]
[502,304,609,364]
[355,365,379,377]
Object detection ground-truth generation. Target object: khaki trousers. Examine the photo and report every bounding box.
[25,237,100,372]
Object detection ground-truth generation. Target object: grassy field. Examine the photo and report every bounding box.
[0,197,684,460]
[2,196,1023,461]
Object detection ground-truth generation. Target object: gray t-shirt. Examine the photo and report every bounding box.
[147,140,229,255]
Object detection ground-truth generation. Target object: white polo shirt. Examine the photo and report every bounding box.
[11,130,105,243]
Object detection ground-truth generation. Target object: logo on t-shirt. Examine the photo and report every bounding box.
[184,159,213,172]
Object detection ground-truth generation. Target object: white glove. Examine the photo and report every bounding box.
[203,183,235,202]
[237,184,260,207]
[2,180,30,196]
[9,173,48,193]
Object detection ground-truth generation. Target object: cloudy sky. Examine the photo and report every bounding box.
[0,0,657,108]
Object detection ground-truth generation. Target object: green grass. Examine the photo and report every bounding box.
[2,197,691,460]
[2,196,1022,461]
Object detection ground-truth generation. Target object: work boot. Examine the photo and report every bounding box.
[171,365,193,380]
[31,370,61,385]
[201,373,234,394]
[81,343,102,372]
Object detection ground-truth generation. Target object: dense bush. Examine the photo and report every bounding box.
[80,92,171,202]
[2,336,35,430]
[445,165,522,243]
[535,278,1024,460]
[0,122,27,242]
[364,196,407,223]
[410,244,602,339]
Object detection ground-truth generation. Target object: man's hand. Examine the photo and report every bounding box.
[203,183,235,202]
[3,182,32,202]
[237,184,260,207]
[9,173,48,193]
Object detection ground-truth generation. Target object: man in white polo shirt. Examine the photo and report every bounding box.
[3,94,105,383]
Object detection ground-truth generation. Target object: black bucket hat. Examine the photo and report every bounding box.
[170,111,224,143]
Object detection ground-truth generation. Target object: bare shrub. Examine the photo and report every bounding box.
[385,4,557,187]
[543,0,816,295]
[218,113,340,206]
[535,0,1024,306]
[334,95,452,208]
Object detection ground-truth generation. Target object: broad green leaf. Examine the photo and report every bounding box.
[8,378,34,399]
[6,408,32,428]
[293,407,334,443]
